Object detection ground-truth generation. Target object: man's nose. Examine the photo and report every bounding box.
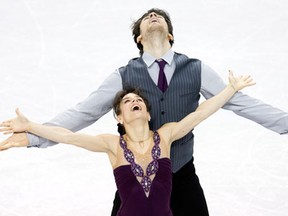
[132,99,139,103]
[149,12,157,18]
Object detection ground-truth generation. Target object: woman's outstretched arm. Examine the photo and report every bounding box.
[0,109,113,153]
[164,71,256,143]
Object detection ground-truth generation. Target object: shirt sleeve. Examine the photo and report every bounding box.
[200,62,288,134]
[27,70,123,148]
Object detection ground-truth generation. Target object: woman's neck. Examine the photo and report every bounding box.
[124,123,151,143]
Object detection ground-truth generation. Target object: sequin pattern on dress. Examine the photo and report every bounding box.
[119,131,161,193]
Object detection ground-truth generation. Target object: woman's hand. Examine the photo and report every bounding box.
[0,108,30,135]
[228,70,256,91]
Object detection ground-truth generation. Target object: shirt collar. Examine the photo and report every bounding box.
[142,49,174,67]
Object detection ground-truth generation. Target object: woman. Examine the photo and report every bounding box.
[0,71,254,216]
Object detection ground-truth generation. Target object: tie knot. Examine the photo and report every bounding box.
[156,59,166,70]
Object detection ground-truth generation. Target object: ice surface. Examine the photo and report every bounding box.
[0,0,288,215]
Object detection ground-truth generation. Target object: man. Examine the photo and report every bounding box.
[1,8,287,216]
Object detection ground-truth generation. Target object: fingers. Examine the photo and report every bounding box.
[0,128,12,134]
[4,130,14,135]
[228,70,235,79]
[0,140,9,151]
[228,70,236,84]
[0,128,14,135]
[15,108,21,117]
[242,75,252,81]
[0,120,16,133]
[229,70,256,84]
[0,133,28,150]
[0,120,12,127]
[0,140,17,151]
[228,70,256,92]
[241,75,256,86]
[0,120,13,134]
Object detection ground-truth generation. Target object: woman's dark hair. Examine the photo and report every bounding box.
[113,87,151,115]
[112,87,151,135]
[131,8,174,55]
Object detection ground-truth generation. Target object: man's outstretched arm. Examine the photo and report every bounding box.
[0,70,122,150]
[200,62,288,134]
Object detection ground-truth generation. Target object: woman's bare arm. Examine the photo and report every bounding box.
[0,109,114,153]
[163,71,255,143]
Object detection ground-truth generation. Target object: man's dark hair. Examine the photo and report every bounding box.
[131,8,174,55]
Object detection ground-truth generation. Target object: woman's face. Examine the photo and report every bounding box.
[117,93,150,124]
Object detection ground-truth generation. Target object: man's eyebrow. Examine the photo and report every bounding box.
[122,96,132,101]
[122,95,142,100]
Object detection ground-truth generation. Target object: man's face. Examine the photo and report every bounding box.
[139,12,169,36]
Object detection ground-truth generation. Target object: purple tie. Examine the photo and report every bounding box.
[156,60,168,92]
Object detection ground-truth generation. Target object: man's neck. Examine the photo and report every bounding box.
[142,33,171,59]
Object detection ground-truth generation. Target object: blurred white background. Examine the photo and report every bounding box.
[0,0,288,215]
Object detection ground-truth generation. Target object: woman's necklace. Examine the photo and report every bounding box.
[127,134,153,155]
[127,133,152,150]
[119,131,161,194]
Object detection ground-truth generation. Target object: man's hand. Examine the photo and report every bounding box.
[0,132,29,151]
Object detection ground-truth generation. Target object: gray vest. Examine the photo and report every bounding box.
[119,53,201,172]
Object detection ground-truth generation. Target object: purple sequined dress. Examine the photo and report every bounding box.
[113,131,173,216]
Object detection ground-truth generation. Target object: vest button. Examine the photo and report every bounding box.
[161,111,165,115]
[160,98,164,101]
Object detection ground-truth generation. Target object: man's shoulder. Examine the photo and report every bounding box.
[118,56,143,73]
[174,52,201,63]
[121,56,142,66]
[174,51,200,61]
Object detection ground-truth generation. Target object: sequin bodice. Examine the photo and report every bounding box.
[119,131,161,194]
[113,131,173,216]
[114,158,172,216]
